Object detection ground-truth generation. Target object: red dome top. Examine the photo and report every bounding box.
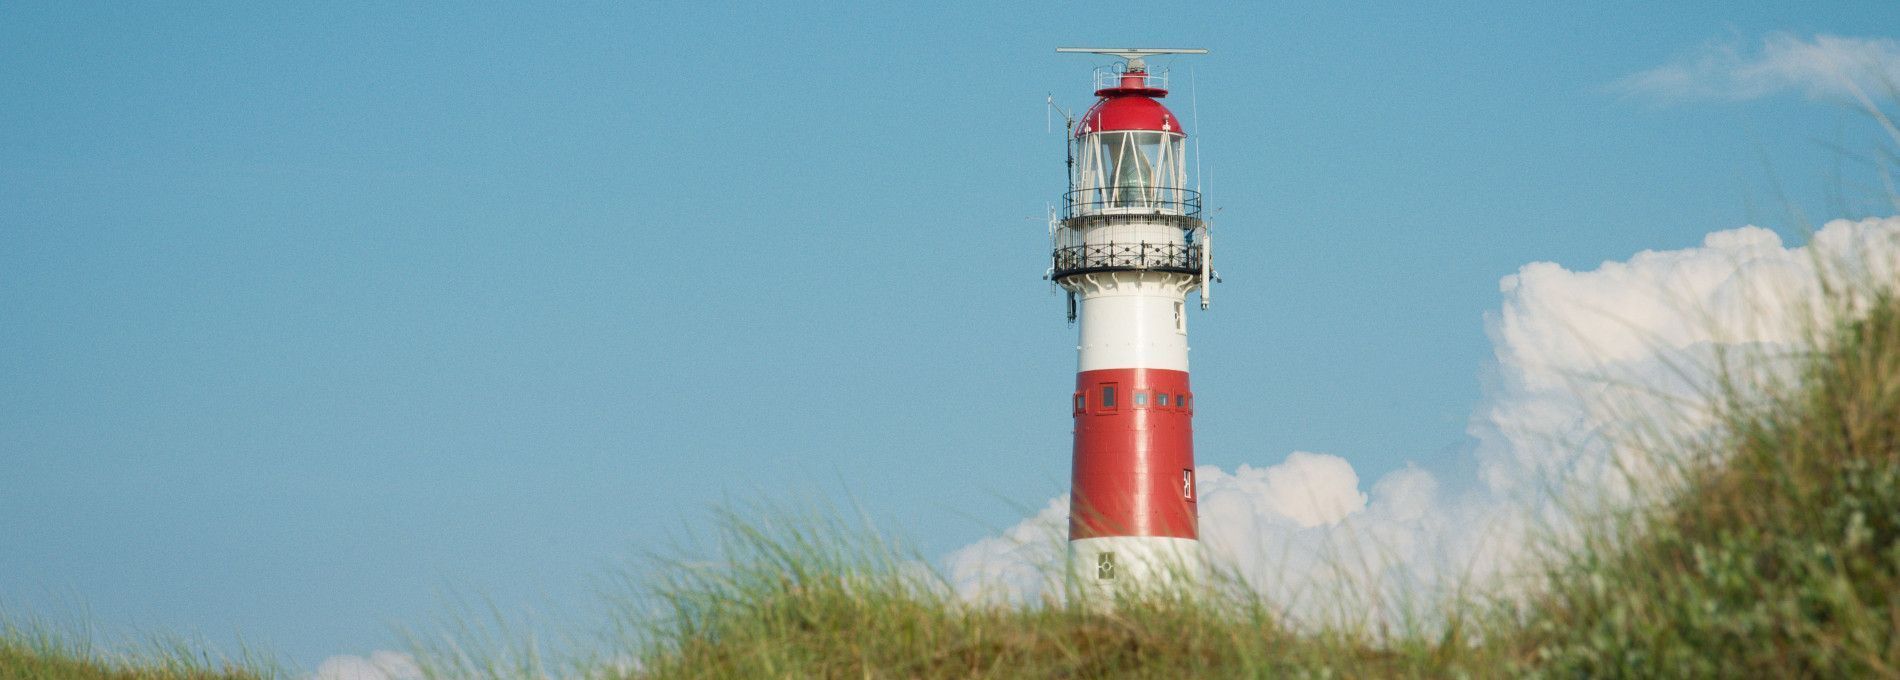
[1077,89,1184,138]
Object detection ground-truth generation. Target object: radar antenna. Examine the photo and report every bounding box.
[1054,47,1208,70]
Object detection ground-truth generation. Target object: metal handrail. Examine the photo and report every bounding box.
[1051,242,1201,278]
[1063,186,1202,219]
[1092,67,1170,91]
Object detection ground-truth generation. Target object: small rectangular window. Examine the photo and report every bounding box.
[1134,392,1148,406]
[1157,392,1169,407]
[1183,469,1195,501]
[1174,394,1184,409]
[1185,395,1193,411]
[1100,384,1117,409]
[1074,393,1085,413]
[1097,552,1117,580]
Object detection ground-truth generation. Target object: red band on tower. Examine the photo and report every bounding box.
[1070,368,1198,540]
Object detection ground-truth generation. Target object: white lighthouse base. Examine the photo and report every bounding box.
[1068,536,1206,602]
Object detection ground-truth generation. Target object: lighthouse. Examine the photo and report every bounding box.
[1050,47,1212,594]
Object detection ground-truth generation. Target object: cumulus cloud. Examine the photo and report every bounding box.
[1479,220,1900,503]
[945,495,1069,602]
[310,651,422,680]
[945,216,1900,625]
[1611,32,1900,103]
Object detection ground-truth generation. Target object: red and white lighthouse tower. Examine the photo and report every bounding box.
[1050,47,1212,593]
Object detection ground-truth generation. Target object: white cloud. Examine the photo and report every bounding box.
[310,651,423,680]
[1478,220,1900,504]
[944,495,1068,602]
[1612,33,1900,102]
[944,216,1900,625]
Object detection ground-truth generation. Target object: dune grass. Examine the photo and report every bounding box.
[5,277,1894,679]
[618,509,1361,678]
[0,615,272,680]
[6,280,1895,678]
[1497,288,1900,676]
[591,282,1900,679]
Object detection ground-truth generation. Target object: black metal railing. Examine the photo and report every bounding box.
[1063,186,1201,219]
[1052,242,1202,278]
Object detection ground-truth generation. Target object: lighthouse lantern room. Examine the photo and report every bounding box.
[1050,47,1212,595]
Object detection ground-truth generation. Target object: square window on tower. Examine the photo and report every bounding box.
[1157,392,1170,407]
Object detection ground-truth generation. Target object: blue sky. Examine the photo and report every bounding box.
[4,1,1898,671]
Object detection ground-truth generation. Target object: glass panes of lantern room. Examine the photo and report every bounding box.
[1072,131,1187,213]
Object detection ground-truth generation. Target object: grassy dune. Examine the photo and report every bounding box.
[599,285,1900,679]
[1503,288,1900,675]
[0,618,269,680]
[7,280,1895,679]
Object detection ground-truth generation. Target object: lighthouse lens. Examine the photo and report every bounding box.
[1104,131,1163,204]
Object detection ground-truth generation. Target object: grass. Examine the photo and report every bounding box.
[581,276,1900,679]
[0,615,273,680]
[610,509,1342,678]
[1499,287,1900,676]
[5,270,1895,679]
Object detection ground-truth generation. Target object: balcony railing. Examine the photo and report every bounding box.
[1063,186,1201,219]
[1091,67,1170,92]
[1052,242,1202,278]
